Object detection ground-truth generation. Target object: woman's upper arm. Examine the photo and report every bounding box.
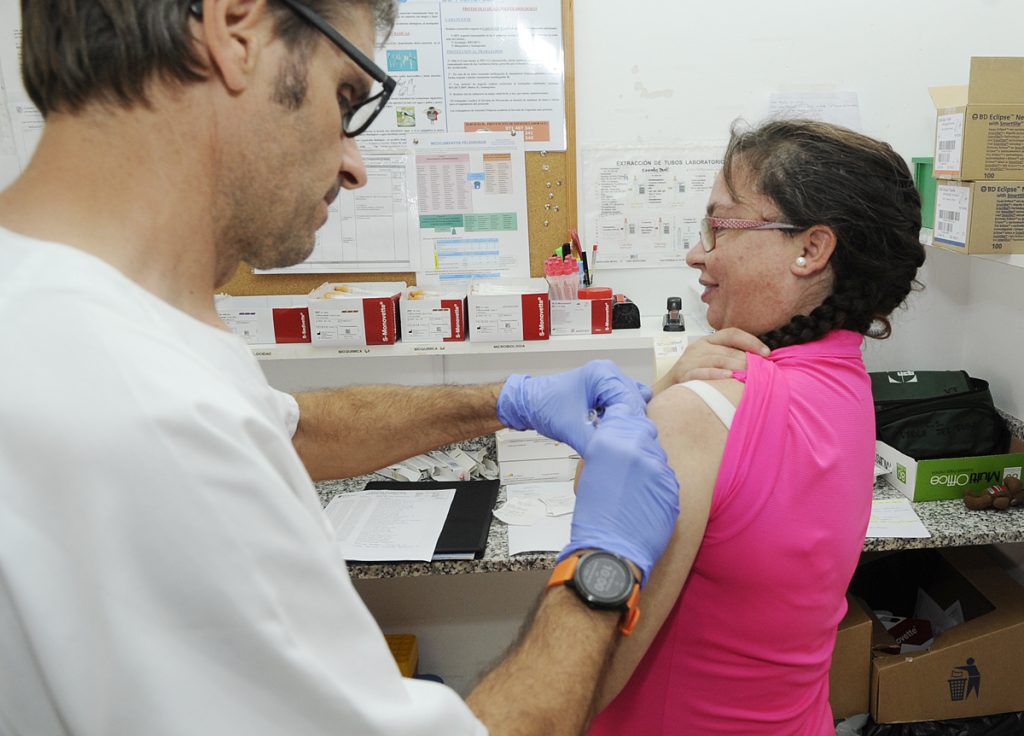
[594,381,736,710]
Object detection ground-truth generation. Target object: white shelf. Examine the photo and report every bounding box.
[921,229,1024,269]
[252,320,686,361]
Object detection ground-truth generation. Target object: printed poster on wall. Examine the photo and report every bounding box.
[257,151,419,274]
[581,145,726,269]
[361,0,567,152]
[412,131,530,284]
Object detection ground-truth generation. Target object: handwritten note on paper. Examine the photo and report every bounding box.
[866,498,931,539]
[324,488,455,561]
[769,91,862,132]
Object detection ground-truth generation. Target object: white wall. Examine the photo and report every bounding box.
[572,0,1024,417]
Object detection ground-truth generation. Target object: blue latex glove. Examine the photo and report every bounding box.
[497,360,652,455]
[559,404,680,586]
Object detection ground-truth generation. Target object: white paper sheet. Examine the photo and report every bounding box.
[501,482,575,555]
[324,488,455,561]
[257,150,418,274]
[581,145,725,269]
[412,132,530,284]
[865,498,931,539]
[360,0,566,152]
[0,8,40,187]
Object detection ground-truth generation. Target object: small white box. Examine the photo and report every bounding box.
[468,278,550,342]
[307,282,405,347]
[214,294,311,345]
[499,457,580,485]
[399,287,468,343]
[495,429,580,463]
[550,298,613,336]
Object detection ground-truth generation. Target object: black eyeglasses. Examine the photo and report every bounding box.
[189,0,396,137]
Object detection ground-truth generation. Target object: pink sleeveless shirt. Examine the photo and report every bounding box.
[590,330,875,736]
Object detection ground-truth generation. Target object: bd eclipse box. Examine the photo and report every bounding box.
[932,181,1024,254]
[930,57,1024,182]
[849,547,1024,724]
[307,282,405,346]
[468,278,550,342]
[875,440,1024,502]
[399,287,468,343]
[214,294,311,344]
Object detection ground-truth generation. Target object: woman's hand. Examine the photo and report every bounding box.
[652,328,769,395]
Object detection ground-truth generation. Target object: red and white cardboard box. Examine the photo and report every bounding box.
[468,278,550,342]
[399,288,468,343]
[550,298,613,336]
[215,294,311,345]
[307,282,406,346]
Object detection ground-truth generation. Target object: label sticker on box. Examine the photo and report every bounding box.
[473,301,523,340]
[934,185,970,247]
[309,306,367,344]
[405,306,453,340]
[551,300,591,336]
[219,309,274,344]
[935,113,964,176]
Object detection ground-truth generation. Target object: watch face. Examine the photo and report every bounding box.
[575,553,634,608]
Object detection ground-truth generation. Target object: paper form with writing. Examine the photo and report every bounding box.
[497,482,575,555]
[865,498,931,539]
[360,0,566,152]
[324,488,455,561]
[413,132,530,284]
[0,7,41,189]
[581,145,725,269]
[769,89,862,132]
[257,151,418,274]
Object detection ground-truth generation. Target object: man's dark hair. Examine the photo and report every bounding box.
[722,119,926,350]
[21,0,397,117]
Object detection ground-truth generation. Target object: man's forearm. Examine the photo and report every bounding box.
[292,383,505,480]
[466,587,620,736]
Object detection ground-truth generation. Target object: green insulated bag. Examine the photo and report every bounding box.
[869,370,1011,460]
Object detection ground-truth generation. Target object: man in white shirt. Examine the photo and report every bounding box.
[0,2,684,735]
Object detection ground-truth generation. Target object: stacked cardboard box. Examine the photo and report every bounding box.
[929,57,1024,253]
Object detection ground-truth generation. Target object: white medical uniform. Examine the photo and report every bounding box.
[0,228,487,736]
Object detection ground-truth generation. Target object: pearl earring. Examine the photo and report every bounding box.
[795,256,807,268]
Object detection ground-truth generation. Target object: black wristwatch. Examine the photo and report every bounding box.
[546,551,641,635]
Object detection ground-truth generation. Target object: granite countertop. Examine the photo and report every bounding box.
[317,432,1024,580]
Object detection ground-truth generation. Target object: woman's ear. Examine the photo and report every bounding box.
[792,224,837,276]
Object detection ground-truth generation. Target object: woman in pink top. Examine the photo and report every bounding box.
[589,120,926,735]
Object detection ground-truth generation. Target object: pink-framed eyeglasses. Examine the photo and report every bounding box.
[699,216,801,253]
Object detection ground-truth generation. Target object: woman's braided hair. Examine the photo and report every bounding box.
[721,119,926,351]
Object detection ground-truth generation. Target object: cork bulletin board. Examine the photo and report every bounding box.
[222,0,578,297]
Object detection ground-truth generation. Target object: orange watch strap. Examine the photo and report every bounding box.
[546,554,641,636]
[547,555,580,589]
[619,584,641,636]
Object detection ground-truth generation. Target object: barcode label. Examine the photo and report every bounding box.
[934,113,964,174]
[933,184,969,246]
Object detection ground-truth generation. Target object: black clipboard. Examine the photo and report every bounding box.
[363,479,500,560]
